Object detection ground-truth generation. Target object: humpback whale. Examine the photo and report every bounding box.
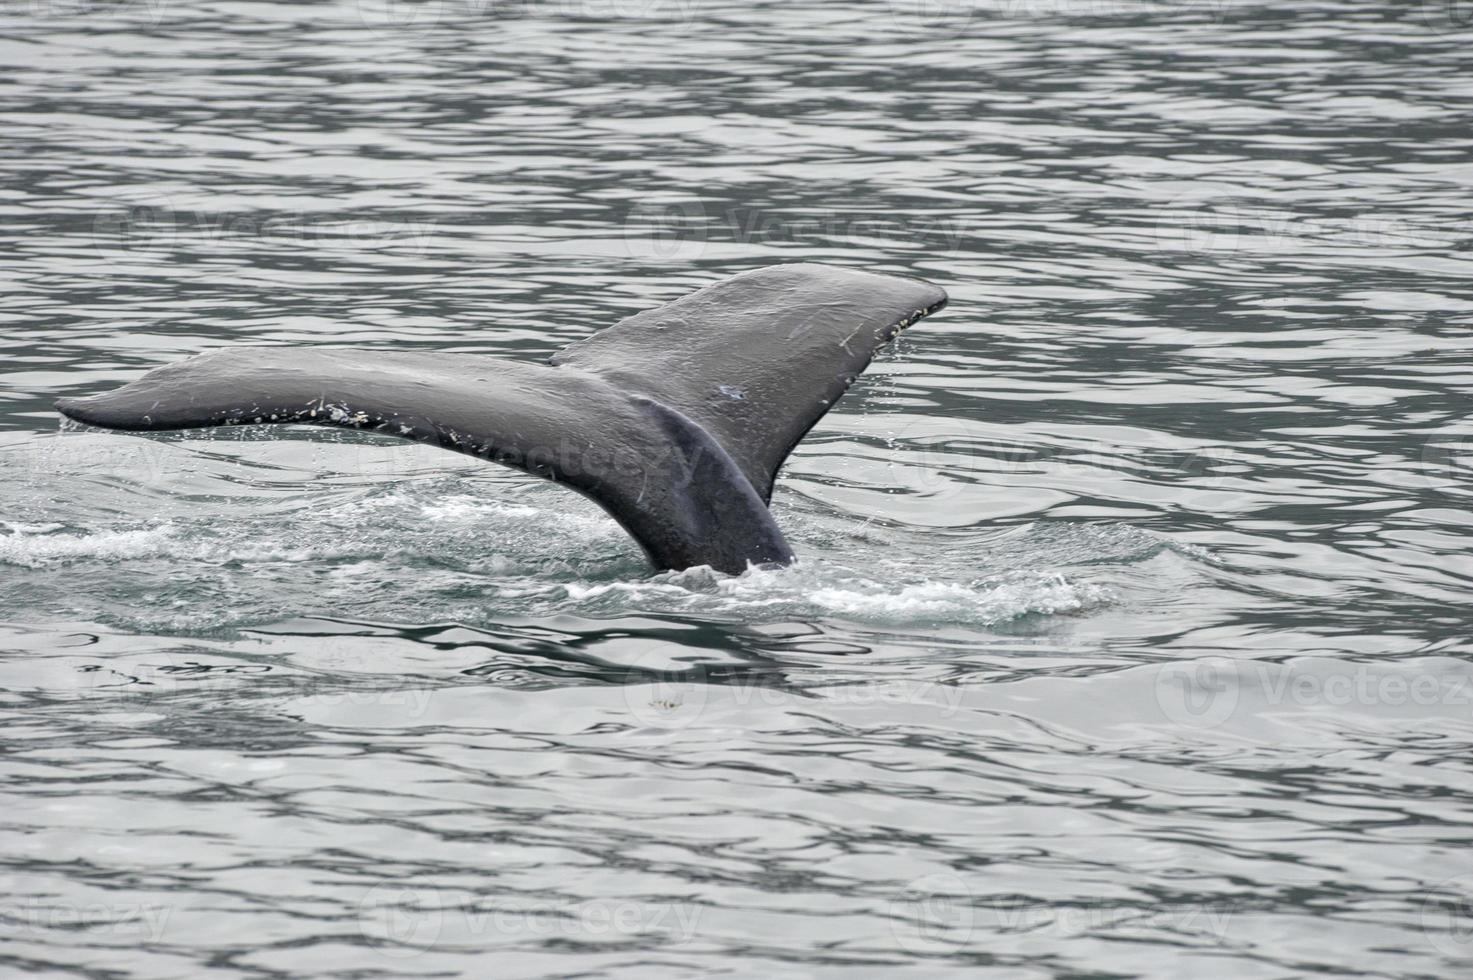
[56,263,947,574]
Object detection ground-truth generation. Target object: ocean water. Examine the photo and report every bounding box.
[2,0,1472,976]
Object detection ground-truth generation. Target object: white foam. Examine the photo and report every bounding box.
[810,573,1095,619]
[422,497,539,522]
[558,562,1108,626]
[0,479,1127,628]
[3,522,65,535]
[0,526,177,568]
[0,520,350,569]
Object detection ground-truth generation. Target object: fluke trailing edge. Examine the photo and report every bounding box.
[56,263,948,574]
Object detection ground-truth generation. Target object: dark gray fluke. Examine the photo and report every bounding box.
[56,263,947,573]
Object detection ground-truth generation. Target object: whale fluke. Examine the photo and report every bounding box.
[55,263,947,574]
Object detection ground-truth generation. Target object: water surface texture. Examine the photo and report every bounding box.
[2,0,1472,976]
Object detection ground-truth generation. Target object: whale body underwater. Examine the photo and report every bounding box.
[56,263,948,574]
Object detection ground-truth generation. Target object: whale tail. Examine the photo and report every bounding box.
[55,263,947,573]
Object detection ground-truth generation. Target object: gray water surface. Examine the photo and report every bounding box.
[2,1,1472,976]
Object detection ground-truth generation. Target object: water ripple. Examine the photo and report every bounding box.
[2,0,1472,975]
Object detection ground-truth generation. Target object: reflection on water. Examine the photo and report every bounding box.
[2,0,1472,975]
